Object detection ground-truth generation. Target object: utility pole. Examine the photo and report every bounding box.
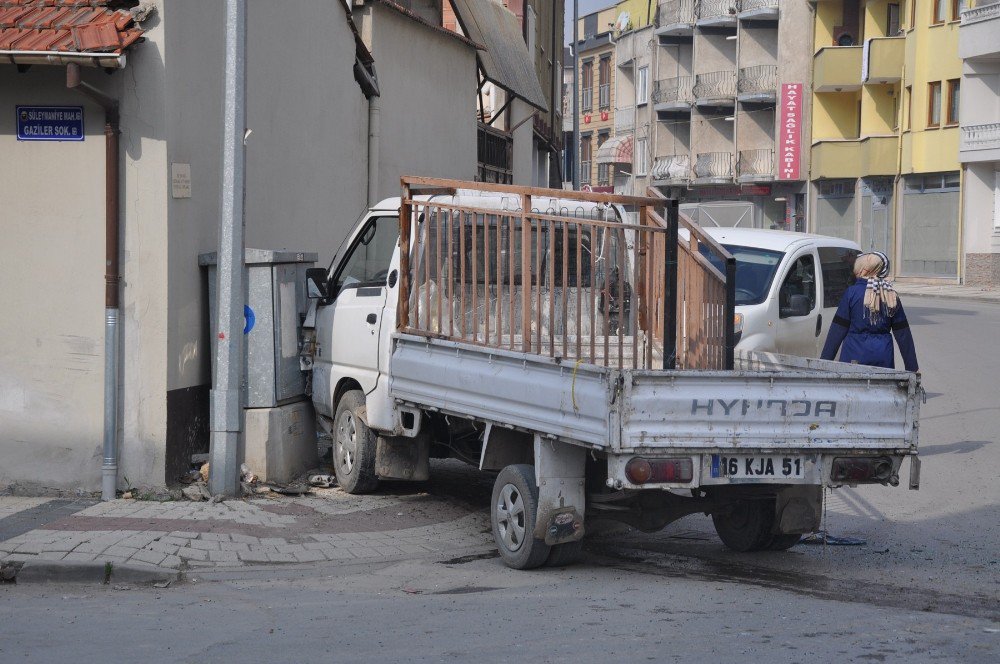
[209,0,247,497]
[572,0,580,190]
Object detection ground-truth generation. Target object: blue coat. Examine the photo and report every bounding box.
[820,279,918,371]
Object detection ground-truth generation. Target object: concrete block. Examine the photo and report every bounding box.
[243,400,318,484]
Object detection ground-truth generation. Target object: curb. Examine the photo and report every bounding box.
[12,559,180,586]
[894,289,1000,304]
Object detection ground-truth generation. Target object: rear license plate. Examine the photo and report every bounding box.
[711,455,805,479]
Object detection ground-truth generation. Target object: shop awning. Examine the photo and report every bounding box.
[595,134,633,165]
[0,0,146,68]
[449,0,548,111]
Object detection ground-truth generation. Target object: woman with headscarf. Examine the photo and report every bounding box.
[820,251,918,371]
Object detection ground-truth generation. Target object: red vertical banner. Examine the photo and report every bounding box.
[778,83,802,181]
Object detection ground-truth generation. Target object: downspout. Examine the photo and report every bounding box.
[368,95,380,206]
[66,62,120,500]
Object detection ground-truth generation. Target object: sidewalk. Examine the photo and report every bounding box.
[0,481,493,585]
[893,282,1000,303]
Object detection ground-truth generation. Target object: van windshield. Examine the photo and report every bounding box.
[699,244,784,305]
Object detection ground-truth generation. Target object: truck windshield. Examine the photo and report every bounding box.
[699,244,784,305]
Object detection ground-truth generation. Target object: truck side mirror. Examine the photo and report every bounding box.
[305,267,329,299]
[780,293,811,318]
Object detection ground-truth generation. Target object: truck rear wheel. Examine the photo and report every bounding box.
[491,464,551,570]
[712,499,775,552]
[333,390,379,494]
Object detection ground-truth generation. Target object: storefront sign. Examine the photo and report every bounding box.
[16,106,84,142]
[778,84,801,181]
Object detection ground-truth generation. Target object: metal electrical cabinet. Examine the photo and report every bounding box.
[200,249,318,408]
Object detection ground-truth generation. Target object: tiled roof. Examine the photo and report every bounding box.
[0,0,143,54]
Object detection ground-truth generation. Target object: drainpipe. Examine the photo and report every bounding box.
[368,95,380,206]
[66,62,121,501]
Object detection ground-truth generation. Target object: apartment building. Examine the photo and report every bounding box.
[573,3,621,191]
[628,0,814,229]
[959,1,1000,287]
[810,0,963,281]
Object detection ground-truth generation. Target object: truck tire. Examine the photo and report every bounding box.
[333,390,379,494]
[491,464,551,570]
[546,541,584,567]
[712,499,774,552]
[765,533,802,551]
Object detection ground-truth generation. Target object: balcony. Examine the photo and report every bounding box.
[960,123,1000,162]
[813,47,862,92]
[960,2,1000,61]
[811,140,862,180]
[860,136,899,176]
[737,149,774,182]
[693,152,735,183]
[651,154,692,184]
[693,70,737,107]
[653,75,695,112]
[738,0,779,21]
[698,0,739,28]
[737,65,777,103]
[864,37,903,85]
[655,0,696,37]
[615,106,635,133]
[599,83,611,110]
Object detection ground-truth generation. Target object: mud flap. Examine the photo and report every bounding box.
[773,485,822,534]
[531,435,586,545]
[375,433,430,481]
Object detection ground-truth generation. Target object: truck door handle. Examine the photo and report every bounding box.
[815,313,823,337]
[366,313,377,325]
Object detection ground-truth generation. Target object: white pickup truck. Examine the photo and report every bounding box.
[302,178,922,569]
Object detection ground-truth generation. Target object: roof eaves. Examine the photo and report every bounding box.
[371,0,484,52]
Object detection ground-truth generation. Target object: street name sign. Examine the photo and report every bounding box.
[16,106,85,142]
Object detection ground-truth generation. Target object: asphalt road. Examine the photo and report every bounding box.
[2,296,998,663]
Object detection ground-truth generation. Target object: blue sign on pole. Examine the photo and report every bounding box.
[16,106,85,142]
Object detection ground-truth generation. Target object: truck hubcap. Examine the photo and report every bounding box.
[496,484,526,552]
[336,410,357,474]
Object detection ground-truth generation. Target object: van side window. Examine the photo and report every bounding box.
[334,216,400,293]
[818,246,860,308]
[778,254,816,317]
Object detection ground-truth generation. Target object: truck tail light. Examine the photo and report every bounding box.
[831,457,893,483]
[625,457,693,485]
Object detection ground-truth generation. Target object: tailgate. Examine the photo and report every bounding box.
[617,359,920,454]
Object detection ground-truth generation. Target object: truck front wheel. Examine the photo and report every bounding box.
[491,464,551,570]
[333,390,379,494]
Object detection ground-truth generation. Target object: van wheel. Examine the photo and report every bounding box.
[712,499,774,552]
[333,390,378,494]
[491,464,550,570]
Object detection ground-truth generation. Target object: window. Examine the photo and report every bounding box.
[946,79,960,126]
[582,60,593,112]
[950,0,962,21]
[636,66,649,105]
[598,163,611,186]
[778,254,817,318]
[928,81,942,127]
[580,135,592,183]
[597,131,609,148]
[908,0,915,28]
[818,246,861,308]
[933,0,947,24]
[701,245,784,305]
[599,56,612,109]
[334,217,400,293]
[904,85,912,130]
[636,137,648,175]
[888,3,901,34]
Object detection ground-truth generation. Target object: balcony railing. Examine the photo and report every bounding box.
[737,65,777,96]
[962,122,1000,150]
[693,70,737,101]
[962,1,1000,23]
[739,0,779,12]
[694,152,734,180]
[582,86,593,112]
[813,46,862,92]
[477,122,513,185]
[599,83,611,109]
[737,149,774,180]
[656,0,697,27]
[651,154,692,182]
[652,76,695,106]
[698,0,739,24]
[615,106,635,133]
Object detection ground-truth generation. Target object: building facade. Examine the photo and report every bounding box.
[810,0,963,281]
[573,3,620,191]
[0,0,479,494]
[959,0,1000,287]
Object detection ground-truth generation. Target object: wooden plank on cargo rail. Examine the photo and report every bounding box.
[402,176,660,208]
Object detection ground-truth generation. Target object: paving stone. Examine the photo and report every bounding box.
[159,555,182,570]
[276,544,305,554]
[131,549,167,566]
[103,546,139,559]
[266,552,297,563]
[176,547,209,561]
[188,540,219,551]
[219,542,250,553]
[35,551,68,561]
[169,531,200,538]
[199,533,231,542]
[293,550,326,563]
[208,550,240,563]
[238,550,271,563]
[158,536,190,548]
[229,534,260,544]
[61,552,98,563]
[348,547,379,558]
[323,549,356,560]
[148,541,179,555]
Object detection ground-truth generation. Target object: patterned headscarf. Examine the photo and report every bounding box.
[855,251,898,322]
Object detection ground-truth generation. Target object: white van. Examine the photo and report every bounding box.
[698,228,861,358]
